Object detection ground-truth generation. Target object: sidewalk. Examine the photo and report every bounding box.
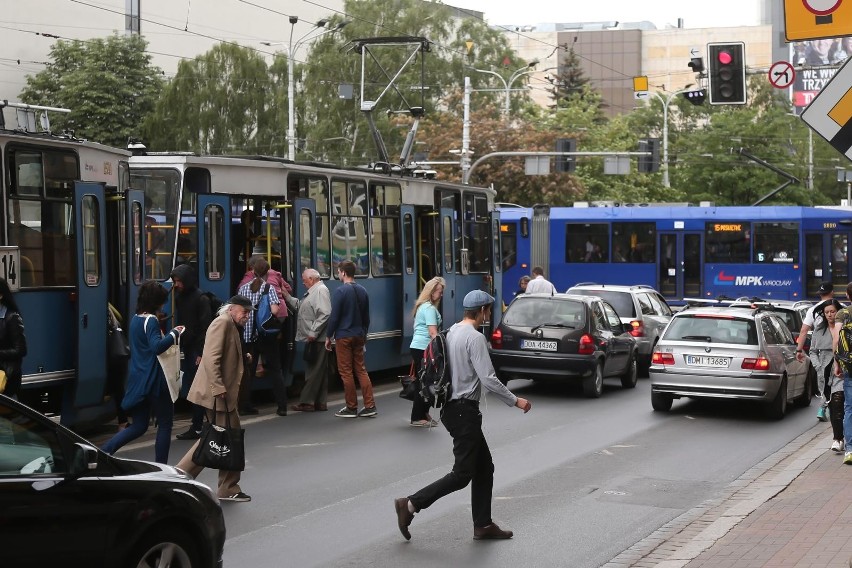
[604,422,852,568]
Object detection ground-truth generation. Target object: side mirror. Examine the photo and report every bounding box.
[72,442,99,474]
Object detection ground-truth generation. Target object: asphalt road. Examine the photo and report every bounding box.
[118,375,820,568]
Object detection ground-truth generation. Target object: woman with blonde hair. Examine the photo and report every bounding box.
[408,277,445,426]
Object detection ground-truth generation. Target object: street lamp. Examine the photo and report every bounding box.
[647,85,693,188]
[262,17,349,161]
[470,60,539,117]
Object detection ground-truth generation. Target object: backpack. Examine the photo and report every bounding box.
[418,330,452,408]
[835,307,852,373]
[254,283,282,337]
[200,291,223,316]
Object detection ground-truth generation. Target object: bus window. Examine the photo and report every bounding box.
[500,222,517,270]
[368,183,401,276]
[753,222,798,264]
[705,222,749,263]
[204,204,225,280]
[565,223,608,263]
[464,193,490,273]
[613,222,655,263]
[331,179,368,276]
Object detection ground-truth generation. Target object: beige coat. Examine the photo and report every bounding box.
[188,312,244,412]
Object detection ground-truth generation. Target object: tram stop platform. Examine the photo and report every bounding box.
[604,421,852,568]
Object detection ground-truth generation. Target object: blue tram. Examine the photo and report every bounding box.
[499,203,852,307]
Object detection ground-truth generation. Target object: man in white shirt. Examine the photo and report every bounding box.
[525,266,556,295]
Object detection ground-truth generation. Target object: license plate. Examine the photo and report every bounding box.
[684,355,729,368]
[521,339,557,351]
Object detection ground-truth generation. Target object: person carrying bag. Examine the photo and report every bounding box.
[193,398,245,471]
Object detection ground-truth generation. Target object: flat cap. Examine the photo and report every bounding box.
[228,294,256,311]
[463,289,495,309]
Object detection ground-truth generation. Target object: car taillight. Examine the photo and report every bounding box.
[651,351,675,365]
[578,334,595,355]
[491,328,502,349]
[629,320,644,337]
[741,354,770,370]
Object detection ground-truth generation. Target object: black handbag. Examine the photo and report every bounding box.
[192,399,246,471]
[399,362,420,401]
[108,327,130,363]
[303,341,320,363]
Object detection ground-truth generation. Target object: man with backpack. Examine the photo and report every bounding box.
[394,290,532,541]
[796,281,836,421]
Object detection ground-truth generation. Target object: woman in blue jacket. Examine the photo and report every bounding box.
[102,280,183,463]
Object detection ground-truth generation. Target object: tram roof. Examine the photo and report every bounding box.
[498,204,852,222]
[0,128,130,157]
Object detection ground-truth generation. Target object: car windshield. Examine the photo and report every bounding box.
[663,315,758,345]
[573,290,636,317]
[504,298,586,328]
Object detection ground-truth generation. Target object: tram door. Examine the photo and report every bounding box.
[400,205,417,351]
[439,207,458,324]
[292,197,317,298]
[658,232,703,300]
[804,232,850,298]
[196,195,231,301]
[73,182,109,409]
[122,190,145,320]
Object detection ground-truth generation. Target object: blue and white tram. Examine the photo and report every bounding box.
[499,203,852,306]
[128,153,504,383]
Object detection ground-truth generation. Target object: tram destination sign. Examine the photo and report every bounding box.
[0,246,20,291]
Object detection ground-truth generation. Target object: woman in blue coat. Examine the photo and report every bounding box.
[102,280,184,463]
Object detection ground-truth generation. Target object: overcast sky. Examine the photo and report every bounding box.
[449,0,763,30]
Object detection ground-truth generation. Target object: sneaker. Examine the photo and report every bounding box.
[335,407,358,418]
[357,406,378,418]
[410,419,439,427]
[220,492,251,502]
[844,452,852,465]
[817,407,828,422]
[175,428,201,441]
[831,440,844,453]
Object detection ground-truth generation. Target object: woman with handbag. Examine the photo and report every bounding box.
[0,277,26,399]
[408,277,445,427]
[101,280,184,464]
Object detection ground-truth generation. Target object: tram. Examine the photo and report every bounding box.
[499,203,852,307]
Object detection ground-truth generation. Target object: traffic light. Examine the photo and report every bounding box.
[688,56,704,74]
[555,138,577,173]
[682,89,706,106]
[638,138,660,173]
[708,42,746,105]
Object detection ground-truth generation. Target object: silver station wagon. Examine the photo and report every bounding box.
[649,305,815,419]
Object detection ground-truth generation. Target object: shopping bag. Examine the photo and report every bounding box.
[398,362,420,401]
[0,369,6,393]
[192,400,246,471]
[157,336,183,403]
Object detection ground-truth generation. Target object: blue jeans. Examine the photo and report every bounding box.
[101,392,174,463]
[844,372,852,451]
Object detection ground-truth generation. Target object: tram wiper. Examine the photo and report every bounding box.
[681,335,712,342]
[530,322,575,332]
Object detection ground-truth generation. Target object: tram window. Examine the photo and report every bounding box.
[8,199,75,287]
[130,169,181,280]
[10,148,78,198]
[492,218,502,273]
[612,222,655,263]
[81,195,101,286]
[204,205,225,281]
[131,202,144,284]
[705,222,750,264]
[464,194,490,273]
[403,213,414,275]
[331,179,368,276]
[443,216,453,273]
[565,223,608,263]
[500,223,517,271]
[295,176,330,278]
[298,208,314,277]
[368,183,401,276]
[753,222,798,264]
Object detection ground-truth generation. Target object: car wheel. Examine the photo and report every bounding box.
[651,391,673,411]
[766,375,788,420]
[131,528,200,568]
[795,366,815,408]
[620,354,638,389]
[583,362,604,398]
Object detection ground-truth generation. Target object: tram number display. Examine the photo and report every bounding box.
[0,247,20,291]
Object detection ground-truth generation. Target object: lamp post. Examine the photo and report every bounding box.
[470,60,539,117]
[263,17,349,161]
[647,85,692,188]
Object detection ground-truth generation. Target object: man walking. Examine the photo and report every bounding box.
[281,268,332,412]
[525,266,556,294]
[394,290,532,541]
[325,260,376,418]
[796,281,835,421]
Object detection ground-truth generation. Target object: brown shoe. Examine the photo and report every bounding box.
[473,523,513,540]
[315,403,328,411]
[290,403,315,412]
[394,498,414,540]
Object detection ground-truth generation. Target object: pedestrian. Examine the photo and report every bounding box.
[237,258,288,416]
[525,266,556,294]
[0,277,26,399]
[176,295,254,502]
[514,275,530,297]
[394,290,532,541]
[170,263,213,441]
[408,277,445,427]
[834,283,852,465]
[796,281,835,421]
[820,300,845,452]
[325,260,376,418]
[101,280,184,464]
[282,268,332,412]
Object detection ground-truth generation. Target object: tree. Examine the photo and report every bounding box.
[20,34,164,148]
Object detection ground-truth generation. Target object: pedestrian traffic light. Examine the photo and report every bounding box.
[707,42,746,105]
[638,138,660,173]
[555,138,577,173]
[682,89,706,106]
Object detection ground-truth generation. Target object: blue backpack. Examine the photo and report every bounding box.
[254,284,282,337]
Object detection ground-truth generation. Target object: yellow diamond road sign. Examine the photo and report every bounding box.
[785,0,852,41]
[633,76,648,92]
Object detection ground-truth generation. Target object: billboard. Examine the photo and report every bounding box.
[792,37,852,112]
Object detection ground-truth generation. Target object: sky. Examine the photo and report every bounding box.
[449,0,763,30]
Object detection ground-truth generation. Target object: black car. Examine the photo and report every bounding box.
[0,395,225,568]
[490,293,638,397]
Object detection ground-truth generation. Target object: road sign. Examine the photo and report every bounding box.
[633,76,648,92]
[802,57,852,160]
[769,61,796,89]
[634,91,649,100]
[0,246,20,291]
[784,0,852,41]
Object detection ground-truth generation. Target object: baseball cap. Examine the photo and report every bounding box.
[228,294,256,311]
[463,289,495,309]
[818,282,834,294]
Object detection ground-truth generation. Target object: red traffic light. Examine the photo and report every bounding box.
[717,51,733,65]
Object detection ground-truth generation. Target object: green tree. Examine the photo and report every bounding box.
[20,34,164,148]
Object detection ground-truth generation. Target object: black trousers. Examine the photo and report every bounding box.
[408,400,495,528]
